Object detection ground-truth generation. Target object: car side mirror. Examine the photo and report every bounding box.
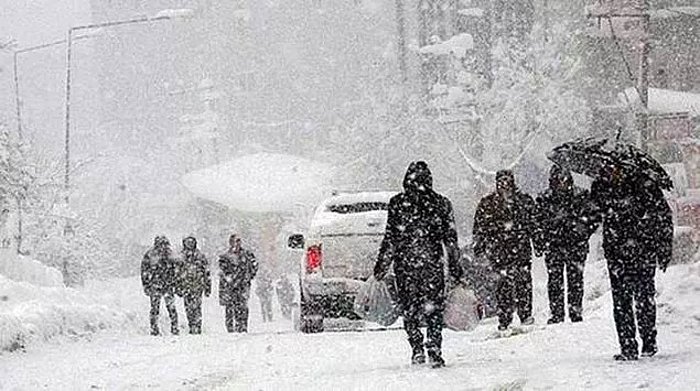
[287,234,305,250]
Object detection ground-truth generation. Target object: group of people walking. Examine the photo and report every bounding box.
[473,166,596,330]
[374,160,672,367]
[141,158,672,367]
[140,233,259,335]
[473,164,672,361]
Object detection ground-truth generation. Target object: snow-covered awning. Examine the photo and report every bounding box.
[181,153,335,213]
[418,33,474,59]
[620,88,700,117]
[650,6,700,19]
[458,8,484,18]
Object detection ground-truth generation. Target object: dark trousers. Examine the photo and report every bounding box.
[546,250,585,321]
[403,297,444,354]
[225,298,249,333]
[495,264,532,328]
[149,293,178,335]
[184,294,203,334]
[608,259,657,356]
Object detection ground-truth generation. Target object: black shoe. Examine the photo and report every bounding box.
[641,345,658,358]
[411,347,426,365]
[570,315,583,323]
[428,350,445,368]
[614,353,638,361]
[547,317,563,325]
[520,316,535,326]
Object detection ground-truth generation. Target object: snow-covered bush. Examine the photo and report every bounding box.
[0,275,142,352]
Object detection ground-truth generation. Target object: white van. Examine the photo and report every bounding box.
[288,191,396,333]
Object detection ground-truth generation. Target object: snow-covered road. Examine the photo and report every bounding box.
[2,314,699,390]
[2,257,699,390]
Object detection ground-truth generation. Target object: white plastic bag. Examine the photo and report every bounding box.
[353,276,400,326]
[444,285,481,331]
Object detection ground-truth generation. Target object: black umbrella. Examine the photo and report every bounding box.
[547,137,673,190]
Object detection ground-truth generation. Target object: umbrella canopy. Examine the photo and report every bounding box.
[181,153,335,213]
[547,138,673,190]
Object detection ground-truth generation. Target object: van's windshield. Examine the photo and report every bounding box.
[326,202,388,214]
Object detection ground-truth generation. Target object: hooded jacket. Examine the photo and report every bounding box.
[534,165,598,254]
[179,236,211,297]
[218,245,258,306]
[374,161,463,306]
[472,171,537,270]
[591,173,673,268]
[141,236,180,296]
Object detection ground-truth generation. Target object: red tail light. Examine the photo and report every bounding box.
[306,245,322,273]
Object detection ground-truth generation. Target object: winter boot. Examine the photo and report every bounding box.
[547,317,563,325]
[427,349,445,368]
[570,314,583,323]
[641,344,658,358]
[411,346,426,365]
[520,316,535,326]
[613,352,638,361]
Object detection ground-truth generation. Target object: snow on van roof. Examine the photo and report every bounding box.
[322,191,397,206]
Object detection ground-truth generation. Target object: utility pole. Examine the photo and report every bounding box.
[395,0,408,83]
[64,28,73,204]
[638,0,651,151]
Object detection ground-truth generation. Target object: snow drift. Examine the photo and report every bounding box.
[0,276,142,352]
[0,252,63,287]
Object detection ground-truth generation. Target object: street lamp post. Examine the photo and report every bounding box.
[13,38,79,141]
[12,36,93,254]
[63,9,194,203]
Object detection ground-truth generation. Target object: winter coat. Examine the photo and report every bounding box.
[374,161,463,308]
[179,241,211,298]
[591,174,673,268]
[218,248,258,306]
[473,189,537,271]
[535,168,598,255]
[141,246,180,296]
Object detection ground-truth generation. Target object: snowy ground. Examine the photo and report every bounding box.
[1,253,700,390]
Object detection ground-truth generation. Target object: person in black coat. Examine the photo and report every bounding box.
[591,166,673,361]
[473,170,537,331]
[374,161,463,368]
[141,235,180,336]
[535,165,598,324]
[219,234,258,333]
[179,236,211,334]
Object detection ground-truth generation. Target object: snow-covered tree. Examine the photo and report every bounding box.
[474,22,591,175]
